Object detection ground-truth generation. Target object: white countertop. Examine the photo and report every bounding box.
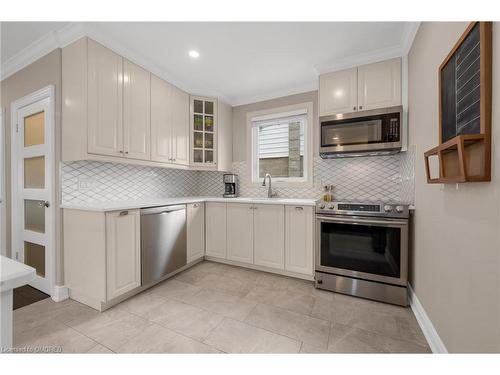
[60,196,318,212]
[0,256,35,292]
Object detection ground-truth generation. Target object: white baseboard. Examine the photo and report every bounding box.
[52,285,69,302]
[408,284,448,353]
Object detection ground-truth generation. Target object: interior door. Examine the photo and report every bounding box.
[13,92,54,294]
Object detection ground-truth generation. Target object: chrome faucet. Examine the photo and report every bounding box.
[262,173,277,198]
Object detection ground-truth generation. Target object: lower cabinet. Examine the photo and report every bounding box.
[227,203,254,264]
[253,204,285,270]
[106,209,141,300]
[187,202,205,263]
[63,208,141,311]
[205,202,227,258]
[285,206,314,276]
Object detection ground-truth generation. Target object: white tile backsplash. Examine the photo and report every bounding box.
[61,150,415,206]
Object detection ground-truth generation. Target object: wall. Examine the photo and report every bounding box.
[231,90,415,203]
[0,50,64,286]
[408,22,500,352]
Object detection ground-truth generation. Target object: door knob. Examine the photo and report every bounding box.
[38,201,50,208]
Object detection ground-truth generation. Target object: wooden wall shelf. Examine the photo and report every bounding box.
[424,134,490,183]
[424,22,492,184]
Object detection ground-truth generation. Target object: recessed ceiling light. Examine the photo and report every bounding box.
[188,50,200,59]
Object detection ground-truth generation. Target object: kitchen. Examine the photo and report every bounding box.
[1,4,500,370]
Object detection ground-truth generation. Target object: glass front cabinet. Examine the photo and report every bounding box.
[190,96,217,169]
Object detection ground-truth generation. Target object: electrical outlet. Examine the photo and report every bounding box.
[78,177,95,191]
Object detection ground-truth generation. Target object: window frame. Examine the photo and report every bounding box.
[246,102,314,187]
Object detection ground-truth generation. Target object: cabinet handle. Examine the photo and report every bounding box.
[359,106,363,110]
[193,203,200,208]
[124,151,129,154]
[119,211,128,216]
[119,150,124,154]
[353,106,357,111]
[295,206,303,210]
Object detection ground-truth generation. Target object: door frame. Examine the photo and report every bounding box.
[0,108,6,256]
[10,85,56,296]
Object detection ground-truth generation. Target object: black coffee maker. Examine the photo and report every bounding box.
[223,173,238,198]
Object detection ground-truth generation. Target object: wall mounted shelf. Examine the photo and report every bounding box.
[424,22,492,184]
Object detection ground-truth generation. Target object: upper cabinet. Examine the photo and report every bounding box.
[319,57,401,117]
[150,75,189,165]
[123,59,151,160]
[87,39,123,157]
[319,67,358,116]
[190,96,217,169]
[63,37,232,170]
[357,58,401,111]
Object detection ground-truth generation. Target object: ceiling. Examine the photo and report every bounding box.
[1,22,418,106]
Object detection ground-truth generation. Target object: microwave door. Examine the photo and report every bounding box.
[321,120,382,147]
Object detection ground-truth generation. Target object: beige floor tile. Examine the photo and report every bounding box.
[201,273,255,297]
[245,285,315,315]
[66,307,152,351]
[174,267,219,285]
[223,266,262,283]
[244,303,330,349]
[149,278,203,302]
[182,288,258,321]
[205,318,301,353]
[329,327,388,353]
[13,319,96,353]
[116,290,168,316]
[255,272,292,290]
[144,298,225,341]
[299,343,330,353]
[382,336,431,353]
[86,344,115,353]
[115,324,219,353]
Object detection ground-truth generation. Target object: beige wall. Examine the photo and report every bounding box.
[232,91,318,162]
[0,49,64,286]
[408,22,500,352]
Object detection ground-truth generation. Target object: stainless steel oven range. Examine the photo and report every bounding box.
[315,201,410,306]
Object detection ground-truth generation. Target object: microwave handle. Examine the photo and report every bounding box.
[316,215,408,227]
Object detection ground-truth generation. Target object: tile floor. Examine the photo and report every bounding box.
[13,261,431,353]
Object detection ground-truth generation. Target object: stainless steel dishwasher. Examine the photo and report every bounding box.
[141,204,187,286]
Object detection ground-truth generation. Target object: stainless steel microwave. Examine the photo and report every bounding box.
[319,106,403,158]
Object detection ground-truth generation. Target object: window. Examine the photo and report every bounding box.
[249,103,313,185]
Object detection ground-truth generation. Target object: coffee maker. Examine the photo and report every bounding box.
[223,173,238,198]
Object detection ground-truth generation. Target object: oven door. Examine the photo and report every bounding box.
[316,215,408,286]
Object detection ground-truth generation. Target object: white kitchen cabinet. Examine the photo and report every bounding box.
[87,38,123,157]
[187,202,205,263]
[190,96,217,169]
[253,204,285,270]
[357,58,401,111]
[319,57,402,117]
[319,67,358,116]
[105,209,141,301]
[217,100,233,172]
[205,202,227,259]
[171,85,190,165]
[226,203,254,264]
[151,75,189,166]
[285,206,314,276]
[123,59,151,160]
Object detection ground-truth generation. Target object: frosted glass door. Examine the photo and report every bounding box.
[15,91,54,295]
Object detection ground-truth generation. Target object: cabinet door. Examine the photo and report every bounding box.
[106,209,141,300]
[87,39,123,157]
[285,206,314,276]
[319,67,358,116]
[151,75,173,163]
[217,100,232,172]
[357,58,401,111]
[205,202,227,258]
[187,203,205,263]
[226,204,254,264]
[171,86,190,165]
[123,60,151,160]
[191,96,217,168]
[253,204,285,270]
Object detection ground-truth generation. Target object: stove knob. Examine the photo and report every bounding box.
[395,205,404,213]
[318,203,325,209]
[328,204,335,210]
[384,205,393,213]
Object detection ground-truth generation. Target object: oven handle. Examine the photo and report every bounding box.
[316,215,408,226]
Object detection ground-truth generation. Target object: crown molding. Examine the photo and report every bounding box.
[400,22,421,55]
[230,81,318,107]
[0,23,85,82]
